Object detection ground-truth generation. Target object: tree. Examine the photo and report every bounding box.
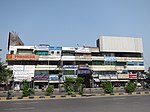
[22,80,34,97]
[0,62,12,83]
[0,62,12,91]
[74,77,85,95]
[62,77,85,95]
[124,82,136,93]
[101,80,113,94]
[63,77,75,95]
[45,85,54,96]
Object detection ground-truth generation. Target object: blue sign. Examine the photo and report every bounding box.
[49,74,59,81]
[104,56,116,62]
[77,70,92,75]
[49,74,64,81]
[63,65,78,69]
[49,46,62,50]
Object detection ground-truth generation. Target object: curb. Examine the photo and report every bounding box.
[0,91,150,101]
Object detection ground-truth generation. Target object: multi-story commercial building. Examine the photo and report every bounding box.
[6,33,145,90]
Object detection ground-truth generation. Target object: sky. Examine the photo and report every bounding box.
[0,0,150,70]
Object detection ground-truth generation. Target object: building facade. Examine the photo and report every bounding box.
[6,35,145,89]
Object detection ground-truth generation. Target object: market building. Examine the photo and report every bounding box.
[6,32,145,90]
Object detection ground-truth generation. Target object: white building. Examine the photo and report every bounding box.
[6,35,145,89]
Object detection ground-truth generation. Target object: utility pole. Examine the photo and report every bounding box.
[58,54,63,94]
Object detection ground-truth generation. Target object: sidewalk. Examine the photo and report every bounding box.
[1,91,150,101]
[0,87,148,97]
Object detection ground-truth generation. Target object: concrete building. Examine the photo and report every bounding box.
[6,35,145,89]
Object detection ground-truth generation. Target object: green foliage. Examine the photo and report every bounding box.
[22,80,34,97]
[75,77,85,95]
[63,77,85,95]
[101,81,113,94]
[63,77,75,95]
[45,85,54,96]
[0,62,12,83]
[7,90,12,97]
[78,84,85,95]
[124,82,136,93]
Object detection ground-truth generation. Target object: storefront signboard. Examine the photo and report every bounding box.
[13,65,35,82]
[6,54,39,60]
[129,74,137,79]
[117,74,129,79]
[34,74,49,80]
[49,46,62,50]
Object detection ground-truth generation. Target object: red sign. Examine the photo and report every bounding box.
[6,54,39,60]
[129,74,137,79]
[6,54,13,60]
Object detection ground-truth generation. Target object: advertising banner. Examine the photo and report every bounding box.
[49,74,59,81]
[6,54,39,60]
[49,46,62,50]
[34,74,49,80]
[129,74,137,79]
[117,74,129,79]
[49,74,64,81]
[63,65,78,69]
[77,70,92,75]
[13,65,35,82]
[99,75,110,80]
[14,76,31,82]
[110,74,118,79]
[104,56,117,62]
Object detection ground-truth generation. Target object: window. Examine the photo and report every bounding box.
[104,61,116,65]
[91,52,101,56]
[63,70,75,75]
[127,62,144,66]
[51,51,54,54]
[76,61,92,65]
[49,70,59,74]
[62,51,75,56]
[139,62,144,66]
[92,60,104,65]
[57,51,60,54]
[116,62,126,66]
[49,61,59,65]
[17,49,33,54]
[35,51,48,55]
[10,50,14,54]
[63,61,74,65]
[35,70,49,74]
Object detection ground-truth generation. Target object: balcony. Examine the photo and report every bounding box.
[91,65,116,71]
[38,55,61,60]
[75,56,92,61]
[35,65,58,70]
[116,57,144,62]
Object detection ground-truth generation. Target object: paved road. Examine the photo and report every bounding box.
[0,95,150,112]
